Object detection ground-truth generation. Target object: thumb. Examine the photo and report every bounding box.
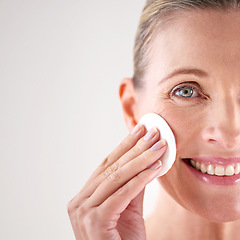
[127,188,146,216]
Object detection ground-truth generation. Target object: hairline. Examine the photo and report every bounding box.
[133,3,240,89]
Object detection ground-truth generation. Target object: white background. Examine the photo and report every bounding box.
[0,1,160,239]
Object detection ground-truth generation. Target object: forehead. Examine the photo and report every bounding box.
[147,9,240,80]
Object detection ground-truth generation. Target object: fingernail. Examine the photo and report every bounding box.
[144,128,158,141]
[150,140,166,151]
[130,123,142,135]
[149,160,162,170]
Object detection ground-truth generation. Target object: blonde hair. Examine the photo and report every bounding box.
[133,0,240,88]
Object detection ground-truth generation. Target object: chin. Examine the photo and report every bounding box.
[183,196,240,223]
[158,169,240,224]
[197,210,240,223]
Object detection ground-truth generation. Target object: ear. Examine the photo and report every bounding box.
[119,78,139,132]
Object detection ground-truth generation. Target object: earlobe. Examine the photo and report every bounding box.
[119,78,138,131]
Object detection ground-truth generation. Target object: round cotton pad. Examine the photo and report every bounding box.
[139,113,176,177]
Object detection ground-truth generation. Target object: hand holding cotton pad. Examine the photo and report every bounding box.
[139,113,176,177]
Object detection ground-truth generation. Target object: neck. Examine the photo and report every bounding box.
[145,186,240,240]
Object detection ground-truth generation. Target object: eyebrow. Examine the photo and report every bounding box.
[159,68,209,84]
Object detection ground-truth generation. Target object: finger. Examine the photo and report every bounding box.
[99,160,162,221]
[87,123,146,183]
[69,123,146,206]
[87,140,167,207]
[113,127,160,170]
[82,127,160,200]
[104,123,148,168]
[127,188,145,216]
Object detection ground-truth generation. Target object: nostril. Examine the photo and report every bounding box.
[208,139,217,144]
[208,138,236,149]
[202,125,240,149]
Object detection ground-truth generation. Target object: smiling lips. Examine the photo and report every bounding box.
[188,159,240,176]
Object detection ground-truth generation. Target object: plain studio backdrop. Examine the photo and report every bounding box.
[0,1,160,239]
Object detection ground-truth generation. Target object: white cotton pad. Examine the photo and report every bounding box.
[139,113,176,177]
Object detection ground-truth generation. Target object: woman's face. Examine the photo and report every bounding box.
[136,9,240,222]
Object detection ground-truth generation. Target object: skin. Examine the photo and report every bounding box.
[68,8,240,240]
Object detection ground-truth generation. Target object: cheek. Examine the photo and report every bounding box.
[155,105,206,153]
[154,105,240,222]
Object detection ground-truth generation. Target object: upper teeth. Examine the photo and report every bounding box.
[190,159,240,176]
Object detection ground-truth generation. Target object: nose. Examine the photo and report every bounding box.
[201,96,240,150]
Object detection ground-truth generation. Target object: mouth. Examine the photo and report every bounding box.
[185,158,240,176]
[182,158,240,185]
